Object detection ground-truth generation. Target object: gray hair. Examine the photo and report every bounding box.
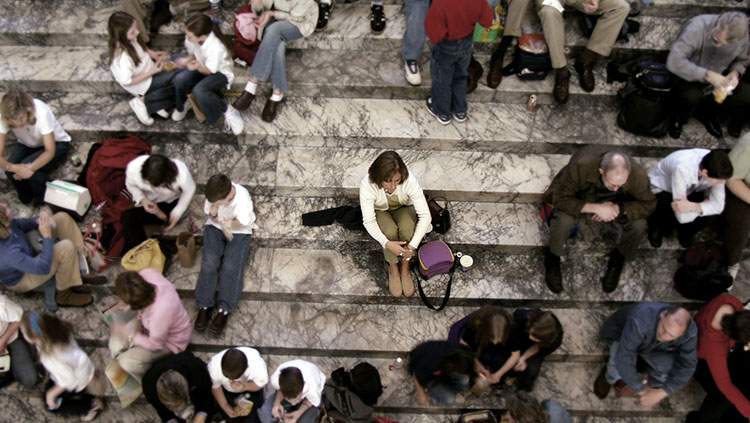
[716,12,749,44]
[600,151,632,174]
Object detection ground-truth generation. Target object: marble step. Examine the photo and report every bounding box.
[0,92,730,157]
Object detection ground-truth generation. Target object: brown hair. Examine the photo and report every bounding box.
[505,392,549,423]
[221,348,248,380]
[368,151,409,187]
[279,367,304,400]
[526,310,563,349]
[1,89,36,128]
[185,13,233,58]
[107,11,147,66]
[721,310,750,344]
[141,154,179,188]
[20,312,75,355]
[115,271,156,310]
[466,306,513,356]
[156,370,190,412]
[206,174,232,203]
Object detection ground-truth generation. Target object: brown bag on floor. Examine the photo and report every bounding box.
[176,232,196,268]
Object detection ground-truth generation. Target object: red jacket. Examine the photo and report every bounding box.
[695,294,750,417]
[425,0,493,45]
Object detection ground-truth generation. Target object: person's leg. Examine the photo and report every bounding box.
[401,0,429,62]
[503,0,529,38]
[516,354,544,391]
[5,143,39,205]
[52,212,86,255]
[670,76,709,125]
[266,21,304,94]
[257,390,277,423]
[6,240,86,295]
[144,70,177,115]
[604,341,623,384]
[192,72,228,124]
[617,218,647,260]
[172,69,204,112]
[548,211,578,257]
[120,204,172,252]
[638,351,673,390]
[117,346,171,383]
[536,0,566,69]
[450,38,473,116]
[722,79,750,128]
[686,359,733,423]
[7,337,38,388]
[375,210,400,264]
[296,405,321,423]
[392,206,417,244]
[720,190,750,266]
[216,233,252,313]
[251,21,294,84]
[578,0,629,58]
[429,41,454,118]
[195,225,226,309]
[121,0,153,43]
[23,142,69,204]
[648,191,678,247]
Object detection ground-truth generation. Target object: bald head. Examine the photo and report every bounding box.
[599,152,631,192]
[657,307,691,342]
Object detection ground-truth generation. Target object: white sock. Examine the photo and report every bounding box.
[320,0,331,4]
[244,81,258,95]
[226,105,238,115]
[270,92,284,102]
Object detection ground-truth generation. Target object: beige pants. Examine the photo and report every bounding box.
[120,0,210,43]
[376,207,416,264]
[503,0,533,38]
[535,0,629,68]
[7,213,85,294]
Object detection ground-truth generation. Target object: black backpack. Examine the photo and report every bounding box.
[606,51,669,84]
[331,363,383,407]
[673,241,733,301]
[323,363,383,423]
[616,61,672,138]
[577,13,640,42]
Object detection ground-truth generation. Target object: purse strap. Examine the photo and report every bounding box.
[428,196,450,211]
[413,264,455,311]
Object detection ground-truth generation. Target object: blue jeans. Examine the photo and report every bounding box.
[173,70,228,124]
[195,225,252,312]
[429,36,473,116]
[258,391,320,423]
[426,373,469,405]
[402,0,429,61]
[250,20,304,93]
[221,388,265,423]
[8,336,38,388]
[605,341,673,389]
[144,70,177,115]
[5,141,69,205]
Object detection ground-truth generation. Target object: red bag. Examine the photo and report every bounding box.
[233,4,261,65]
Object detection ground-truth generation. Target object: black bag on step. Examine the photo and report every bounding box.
[616,62,671,138]
[673,241,733,301]
[577,12,640,42]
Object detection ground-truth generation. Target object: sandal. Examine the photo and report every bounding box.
[81,398,104,422]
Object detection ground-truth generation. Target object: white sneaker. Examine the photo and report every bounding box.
[224,105,244,135]
[404,60,422,86]
[171,100,192,121]
[129,98,154,126]
[729,263,740,280]
[155,109,170,119]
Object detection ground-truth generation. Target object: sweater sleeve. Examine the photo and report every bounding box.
[666,21,708,82]
[729,41,750,77]
[551,162,588,218]
[705,338,750,417]
[125,157,147,206]
[168,160,196,223]
[424,0,448,45]
[360,178,389,248]
[613,318,648,394]
[405,178,431,249]
[661,328,698,396]
[9,237,55,276]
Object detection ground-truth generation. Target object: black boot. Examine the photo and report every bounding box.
[601,249,625,293]
[467,56,483,94]
[544,248,563,294]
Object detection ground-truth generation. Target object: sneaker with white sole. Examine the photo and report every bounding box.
[404,60,421,86]
[155,109,170,119]
[453,111,467,122]
[129,98,154,126]
[224,105,244,135]
[426,97,451,125]
[78,252,89,276]
[171,100,191,121]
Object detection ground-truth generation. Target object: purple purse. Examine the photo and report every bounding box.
[414,241,456,311]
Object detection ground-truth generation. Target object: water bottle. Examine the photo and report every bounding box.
[209,0,223,24]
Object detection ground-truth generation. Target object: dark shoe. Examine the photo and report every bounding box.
[370,4,386,34]
[150,0,173,34]
[553,68,570,104]
[70,285,92,294]
[209,309,229,334]
[426,97,451,125]
[544,249,563,294]
[574,55,596,92]
[233,91,255,111]
[628,1,642,17]
[467,57,483,94]
[601,249,625,293]
[261,98,281,122]
[194,307,213,332]
[593,365,611,399]
[677,228,694,249]
[647,225,662,248]
[614,380,637,397]
[487,58,503,88]
[82,275,108,285]
[668,115,683,139]
[316,2,333,31]
[699,115,723,138]
[57,289,93,307]
[728,118,744,138]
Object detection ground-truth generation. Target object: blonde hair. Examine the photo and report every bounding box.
[20,312,74,355]
[157,370,190,412]
[1,89,36,128]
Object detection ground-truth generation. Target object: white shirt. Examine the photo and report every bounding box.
[0,295,22,344]
[125,155,197,223]
[359,171,432,249]
[39,340,94,392]
[208,347,269,393]
[204,183,259,235]
[184,31,234,88]
[0,99,71,148]
[270,359,326,407]
[110,41,157,96]
[649,148,726,223]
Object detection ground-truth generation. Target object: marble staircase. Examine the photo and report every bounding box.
[1,0,749,421]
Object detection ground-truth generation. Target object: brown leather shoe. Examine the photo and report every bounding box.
[553,68,570,104]
[574,57,596,92]
[487,59,503,89]
[593,365,612,399]
[467,58,483,94]
[209,309,229,335]
[400,270,414,297]
[233,91,255,111]
[57,289,93,307]
[194,307,213,332]
[261,98,281,122]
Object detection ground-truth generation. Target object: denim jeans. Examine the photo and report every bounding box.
[426,373,469,405]
[402,0,429,61]
[258,391,320,423]
[5,141,69,205]
[542,399,572,423]
[195,225,252,312]
[429,36,473,116]
[173,70,228,124]
[8,336,38,388]
[250,20,304,93]
[221,387,265,423]
[144,70,177,115]
[605,340,673,389]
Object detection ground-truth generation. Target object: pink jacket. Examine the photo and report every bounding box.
[134,269,192,353]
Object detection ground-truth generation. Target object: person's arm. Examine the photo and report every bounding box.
[125,158,148,206]
[187,59,212,76]
[359,181,389,248]
[45,383,67,408]
[413,374,429,405]
[285,399,313,423]
[11,133,56,181]
[727,177,750,204]
[406,179,431,249]
[132,300,174,351]
[488,350,520,384]
[167,163,196,229]
[613,319,648,394]
[660,332,698,396]
[703,340,750,417]
[8,219,55,276]
[666,20,710,82]
[696,183,727,218]
[211,386,240,418]
[0,133,14,175]
[0,321,20,353]
[669,167,700,224]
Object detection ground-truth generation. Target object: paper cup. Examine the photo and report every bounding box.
[460,255,473,272]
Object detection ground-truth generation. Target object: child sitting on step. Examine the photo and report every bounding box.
[173,13,244,135]
[258,359,326,423]
[207,347,268,422]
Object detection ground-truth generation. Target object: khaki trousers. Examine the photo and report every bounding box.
[503,0,533,38]
[535,0,629,68]
[120,0,210,43]
[117,346,171,383]
[7,213,85,294]
[375,207,417,264]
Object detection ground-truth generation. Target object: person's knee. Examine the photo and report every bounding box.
[381,224,398,241]
[606,0,630,17]
[14,365,38,388]
[398,220,416,240]
[54,239,76,259]
[627,218,648,235]
[538,5,562,23]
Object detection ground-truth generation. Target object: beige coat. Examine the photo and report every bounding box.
[258,0,319,39]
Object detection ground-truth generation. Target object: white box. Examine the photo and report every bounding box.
[44,180,91,216]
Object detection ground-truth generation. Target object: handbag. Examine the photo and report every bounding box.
[413,241,456,311]
[473,2,505,42]
[427,196,451,234]
[121,238,165,273]
[176,232,197,268]
[83,220,113,272]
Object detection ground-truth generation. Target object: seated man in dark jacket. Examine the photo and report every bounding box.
[542,145,656,294]
[594,302,697,409]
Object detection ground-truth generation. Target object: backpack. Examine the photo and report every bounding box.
[513,33,551,81]
[674,241,733,301]
[233,4,261,65]
[616,61,671,138]
[577,12,640,43]
[324,363,383,423]
[331,362,383,406]
[412,241,456,311]
[79,134,151,257]
[606,51,668,84]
